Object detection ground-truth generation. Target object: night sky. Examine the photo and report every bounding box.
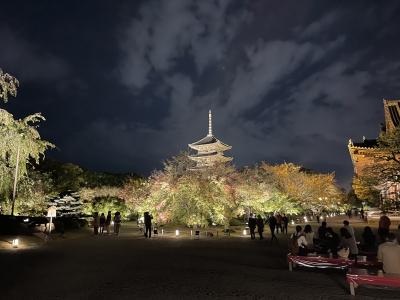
[1,1,400,188]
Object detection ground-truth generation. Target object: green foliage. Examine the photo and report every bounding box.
[82,196,129,218]
[120,154,344,227]
[0,69,19,102]
[0,69,54,213]
[1,170,56,216]
[352,176,380,206]
[378,127,400,154]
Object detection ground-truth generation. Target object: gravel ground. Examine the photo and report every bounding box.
[1,222,399,300]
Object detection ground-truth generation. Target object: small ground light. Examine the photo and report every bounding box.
[175,229,179,236]
[12,239,19,248]
[304,216,308,222]
[111,221,114,225]
[23,218,29,223]
[243,229,247,235]
[291,220,295,225]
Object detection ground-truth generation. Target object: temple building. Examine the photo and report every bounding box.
[348,99,400,203]
[188,110,232,169]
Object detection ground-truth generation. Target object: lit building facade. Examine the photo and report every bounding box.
[348,99,400,203]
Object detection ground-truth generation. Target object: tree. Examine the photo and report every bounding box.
[0,69,19,102]
[0,69,54,214]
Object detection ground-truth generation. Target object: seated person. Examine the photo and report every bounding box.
[378,233,400,275]
[361,226,376,252]
[339,227,359,258]
[378,215,391,244]
[325,227,340,257]
[317,221,327,240]
[290,225,308,256]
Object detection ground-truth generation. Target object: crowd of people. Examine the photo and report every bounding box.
[287,216,400,275]
[92,211,121,235]
[247,213,289,242]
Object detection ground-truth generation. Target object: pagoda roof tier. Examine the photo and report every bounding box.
[188,152,233,164]
[188,135,231,152]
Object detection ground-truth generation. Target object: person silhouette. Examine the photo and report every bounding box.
[144,212,153,238]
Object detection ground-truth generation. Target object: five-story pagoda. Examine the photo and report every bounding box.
[188,110,232,169]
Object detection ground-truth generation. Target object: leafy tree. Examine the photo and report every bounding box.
[352,176,380,206]
[0,69,19,102]
[0,69,54,214]
[82,196,129,218]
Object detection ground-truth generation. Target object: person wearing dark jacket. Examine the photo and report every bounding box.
[99,213,106,234]
[256,215,264,240]
[144,212,153,238]
[282,214,289,234]
[268,214,278,243]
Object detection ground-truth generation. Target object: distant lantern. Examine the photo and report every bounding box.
[175,229,180,236]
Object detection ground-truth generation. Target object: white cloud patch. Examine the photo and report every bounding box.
[111,0,399,186]
[118,0,249,90]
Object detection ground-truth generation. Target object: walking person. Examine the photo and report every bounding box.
[248,214,256,240]
[93,212,99,235]
[276,213,282,234]
[144,212,153,238]
[316,214,320,224]
[99,213,106,234]
[113,212,121,235]
[268,214,278,243]
[105,211,112,234]
[282,214,289,234]
[256,215,264,240]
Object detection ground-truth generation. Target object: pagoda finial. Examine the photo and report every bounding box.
[208,109,212,136]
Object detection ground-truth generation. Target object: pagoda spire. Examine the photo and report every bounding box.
[208,109,212,136]
[188,109,232,169]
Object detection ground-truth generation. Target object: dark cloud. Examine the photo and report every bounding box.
[1,0,400,188]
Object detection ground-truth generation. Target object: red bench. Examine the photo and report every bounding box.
[346,268,400,296]
[287,254,353,271]
[287,255,381,271]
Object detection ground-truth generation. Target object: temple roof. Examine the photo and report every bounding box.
[352,138,378,148]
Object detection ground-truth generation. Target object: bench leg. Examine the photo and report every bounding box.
[289,262,293,271]
[349,282,355,296]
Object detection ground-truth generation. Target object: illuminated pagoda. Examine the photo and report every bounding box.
[188,110,232,169]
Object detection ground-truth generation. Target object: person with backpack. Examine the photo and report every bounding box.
[290,225,307,256]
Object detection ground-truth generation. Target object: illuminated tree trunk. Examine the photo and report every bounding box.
[11,144,20,216]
